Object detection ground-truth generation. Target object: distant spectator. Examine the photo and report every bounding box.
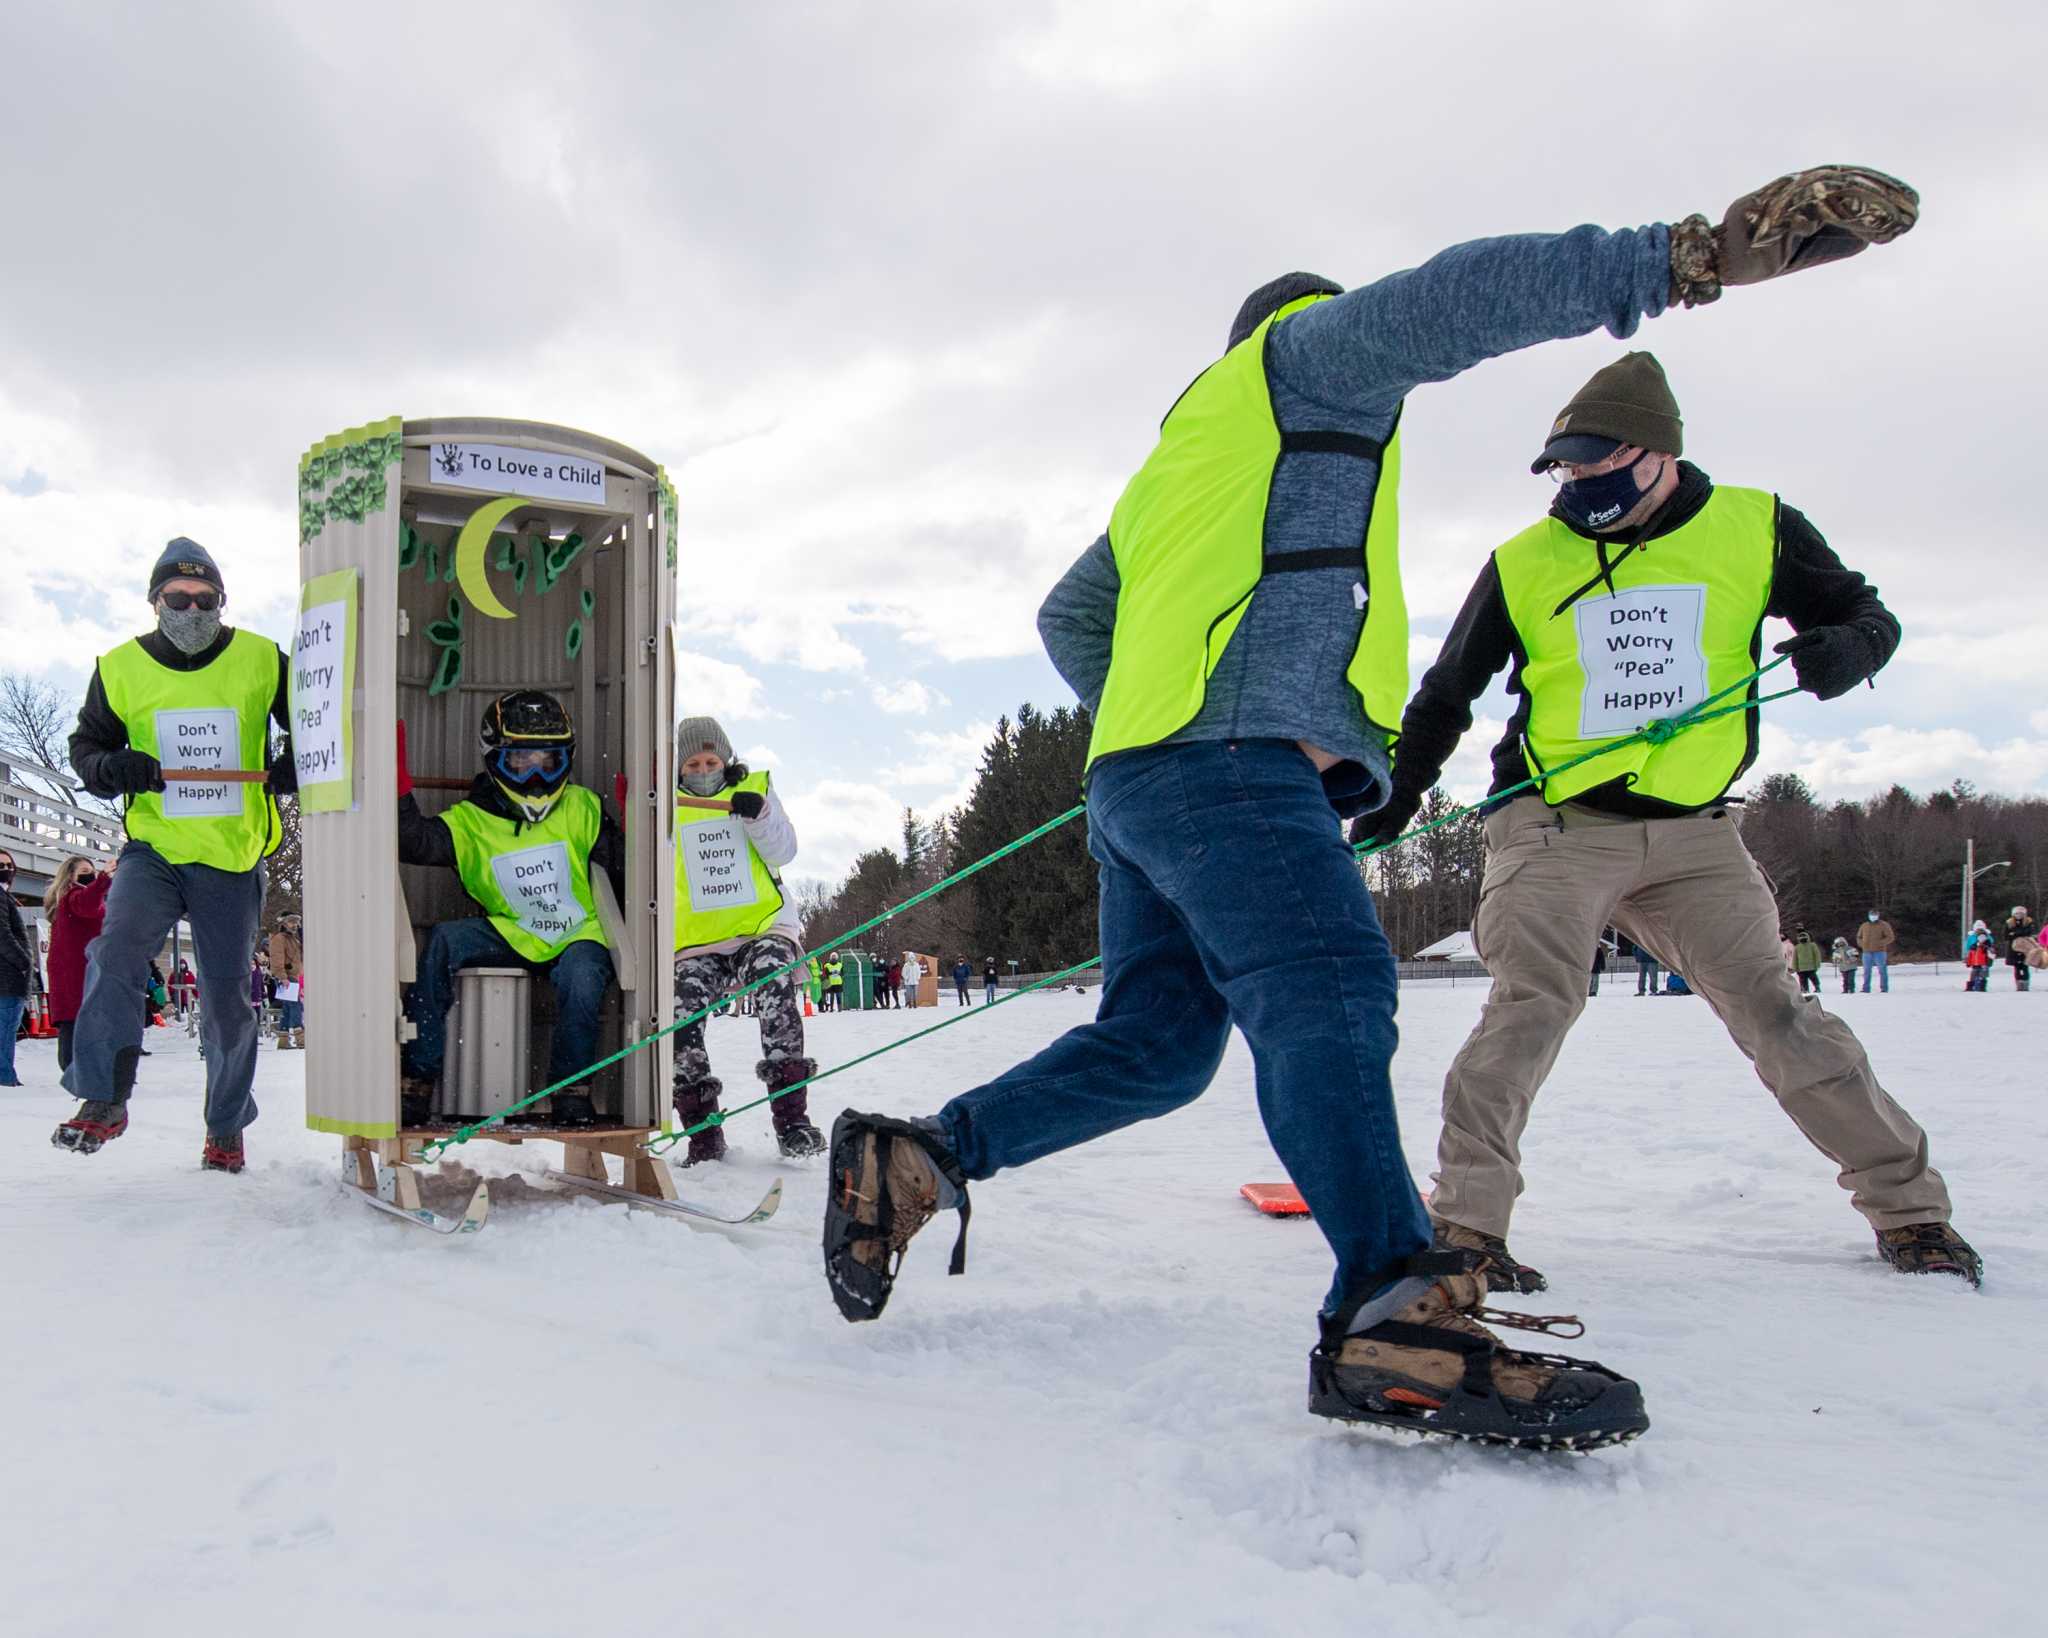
[1857,911,1895,993]
[266,911,304,1049]
[903,955,924,1008]
[1588,940,1607,998]
[2003,906,2034,992]
[1792,929,1823,995]
[0,848,32,1086]
[1964,921,1993,992]
[1831,936,1858,995]
[984,957,999,1005]
[45,855,118,1078]
[953,958,973,1006]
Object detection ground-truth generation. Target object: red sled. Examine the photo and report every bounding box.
[1240,1182,1310,1217]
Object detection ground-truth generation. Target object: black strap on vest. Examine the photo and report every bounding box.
[1263,428,1388,576]
[1279,429,1386,461]
[1261,547,1359,574]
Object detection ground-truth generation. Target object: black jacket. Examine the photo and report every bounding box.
[68,626,297,800]
[398,775,626,905]
[1391,464,1899,819]
[0,892,32,998]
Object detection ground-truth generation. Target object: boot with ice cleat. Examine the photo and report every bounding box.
[1433,1218,1547,1294]
[1310,1258,1648,1451]
[822,1110,970,1322]
[1875,1223,1982,1288]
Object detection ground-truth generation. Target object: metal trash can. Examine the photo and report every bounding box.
[436,967,532,1120]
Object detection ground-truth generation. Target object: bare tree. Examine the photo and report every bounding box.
[0,671,120,817]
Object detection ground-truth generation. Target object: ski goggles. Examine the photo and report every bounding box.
[490,745,570,785]
[158,589,221,611]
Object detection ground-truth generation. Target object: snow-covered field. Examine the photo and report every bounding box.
[4,964,2036,1638]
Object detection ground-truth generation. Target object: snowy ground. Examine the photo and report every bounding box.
[4,964,2037,1638]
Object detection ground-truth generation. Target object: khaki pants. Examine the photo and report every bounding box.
[1432,796,1951,1238]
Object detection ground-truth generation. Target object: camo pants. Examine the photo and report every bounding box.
[672,935,813,1128]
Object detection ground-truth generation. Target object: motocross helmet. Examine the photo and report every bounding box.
[480,690,575,823]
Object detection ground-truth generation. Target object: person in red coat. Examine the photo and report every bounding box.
[43,855,116,1074]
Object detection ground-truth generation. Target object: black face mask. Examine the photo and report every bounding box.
[1556,452,1657,531]
[0,864,15,884]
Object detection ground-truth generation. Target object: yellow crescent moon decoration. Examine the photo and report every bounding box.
[452,496,527,620]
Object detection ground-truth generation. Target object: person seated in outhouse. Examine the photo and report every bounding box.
[395,689,622,1128]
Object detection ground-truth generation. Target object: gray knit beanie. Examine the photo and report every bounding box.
[1227,272,1344,351]
[675,716,734,765]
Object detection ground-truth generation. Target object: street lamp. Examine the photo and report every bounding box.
[1963,838,2011,955]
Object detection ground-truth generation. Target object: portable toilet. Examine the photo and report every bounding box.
[293,418,678,1221]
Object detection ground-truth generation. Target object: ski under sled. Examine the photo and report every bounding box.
[346,1154,491,1236]
[540,1166,783,1226]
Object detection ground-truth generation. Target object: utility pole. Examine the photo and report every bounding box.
[1964,838,2011,956]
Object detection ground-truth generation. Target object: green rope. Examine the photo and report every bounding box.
[638,657,1797,1150]
[1354,658,1795,860]
[417,801,1089,1158]
[421,658,1796,1160]
[643,956,1107,1154]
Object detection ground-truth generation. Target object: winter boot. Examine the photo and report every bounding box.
[52,1099,130,1155]
[551,1089,599,1128]
[762,1057,825,1158]
[201,1130,246,1173]
[674,1076,726,1166]
[1875,1223,1982,1287]
[823,1109,970,1322]
[1309,1258,1648,1451]
[1432,1218,1548,1294]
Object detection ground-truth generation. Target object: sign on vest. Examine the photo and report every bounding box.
[155,708,243,818]
[489,841,588,946]
[1574,584,1708,738]
[682,817,761,915]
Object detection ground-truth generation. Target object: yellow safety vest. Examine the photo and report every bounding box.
[1085,293,1407,771]
[1494,486,1777,808]
[97,628,282,872]
[673,770,786,952]
[439,784,608,962]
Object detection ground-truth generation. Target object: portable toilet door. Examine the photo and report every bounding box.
[293,418,679,1212]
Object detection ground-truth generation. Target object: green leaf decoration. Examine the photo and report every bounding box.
[428,643,463,696]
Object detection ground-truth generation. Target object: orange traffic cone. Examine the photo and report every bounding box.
[802,995,814,1017]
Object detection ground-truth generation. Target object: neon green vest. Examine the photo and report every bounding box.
[98,628,283,872]
[439,784,608,961]
[1495,486,1777,808]
[824,958,843,988]
[1085,294,1407,771]
[673,770,786,952]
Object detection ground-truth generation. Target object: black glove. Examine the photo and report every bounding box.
[1670,165,1918,307]
[1774,625,1880,701]
[1348,788,1423,854]
[728,789,766,820]
[102,749,165,795]
[267,753,299,797]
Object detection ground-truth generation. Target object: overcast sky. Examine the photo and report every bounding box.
[3,1,2042,886]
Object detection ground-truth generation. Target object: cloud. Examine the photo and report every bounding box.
[877,678,950,716]
[674,650,774,723]
[1754,723,2048,800]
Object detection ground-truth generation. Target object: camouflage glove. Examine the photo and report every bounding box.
[1669,166,1919,308]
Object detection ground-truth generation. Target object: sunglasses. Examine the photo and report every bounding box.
[159,590,221,612]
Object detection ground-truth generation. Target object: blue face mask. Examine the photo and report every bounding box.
[1556,452,1656,531]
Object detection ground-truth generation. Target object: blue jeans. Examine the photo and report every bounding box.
[66,841,265,1133]
[402,918,614,1084]
[939,740,1429,1324]
[0,993,25,1083]
[1861,950,1889,993]
[278,998,304,1031]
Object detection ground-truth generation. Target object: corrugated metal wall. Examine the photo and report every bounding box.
[302,419,674,1137]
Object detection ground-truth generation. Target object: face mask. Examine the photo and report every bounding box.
[1555,452,1656,532]
[158,604,223,655]
[1868,912,1880,922]
[0,864,14,884]
[680,766,725,798]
